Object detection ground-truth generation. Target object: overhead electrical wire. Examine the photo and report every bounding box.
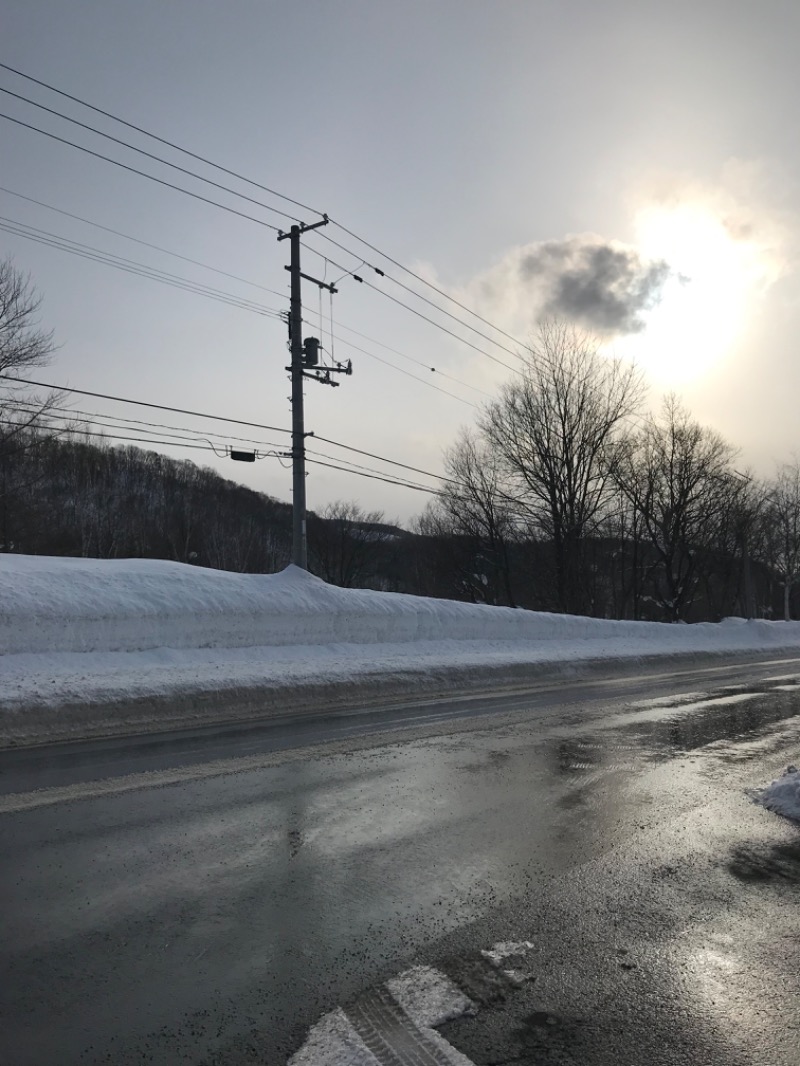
[0,66,537,482]
[0,86,305,226]
[301,301,493,399]
[0,375,455,486]
[0,217,286,318]
[0,186,290,300]
[4,393,453,488]
[325,335,477,409]
[8,182,489,398]
[328,219,527,349]
[310,229,526,362]
[0,375,293,435]
[304,458,433,494]
[4,398,289,450]
[311,434,456,485]
[0,60,324,218]
[3,401,286,453]
[0,417,216,454]
[7,396,439,490]
[0,416,439,494]
[0,112,282,233]
[304,248,522,375]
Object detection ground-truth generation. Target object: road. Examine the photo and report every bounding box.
[1,654,799,1065]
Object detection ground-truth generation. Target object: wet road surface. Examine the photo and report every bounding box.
[1,655,799,1064]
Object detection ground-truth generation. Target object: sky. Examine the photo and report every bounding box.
[2,0,800,525]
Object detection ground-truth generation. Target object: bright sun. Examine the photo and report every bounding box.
[619,201,775,383]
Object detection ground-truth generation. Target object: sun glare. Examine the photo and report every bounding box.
[620,201,775,384]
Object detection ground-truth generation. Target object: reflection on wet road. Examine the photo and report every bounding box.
[0,660,799,1065]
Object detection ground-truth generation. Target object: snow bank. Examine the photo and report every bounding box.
[3,554,800,656]
[755,766,800,823]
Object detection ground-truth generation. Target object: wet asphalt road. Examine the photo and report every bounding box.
[1,655,799,1065]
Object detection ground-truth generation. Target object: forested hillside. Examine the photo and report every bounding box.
[1,433,294,573]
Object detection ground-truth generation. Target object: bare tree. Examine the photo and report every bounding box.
[614,396,740,621]
[481,320,644,614]
[0,259,55,376]
[0,260,59,549]
[428,429,519,605]
[308,500,394,588]
[764,460,800,620]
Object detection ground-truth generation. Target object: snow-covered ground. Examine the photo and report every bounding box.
[755,765,800,823]
[3,554,800,744]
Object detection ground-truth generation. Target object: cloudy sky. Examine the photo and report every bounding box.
[3,1,799,523]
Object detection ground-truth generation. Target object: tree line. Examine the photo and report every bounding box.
[420,321,800,622]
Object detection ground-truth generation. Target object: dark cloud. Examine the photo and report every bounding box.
[519,237,671,334]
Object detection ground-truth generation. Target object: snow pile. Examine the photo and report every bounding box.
[755,766,800,823]
[3,554,800,656]
[385,966,474,1027]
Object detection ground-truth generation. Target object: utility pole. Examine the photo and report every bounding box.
[277,217,352,569]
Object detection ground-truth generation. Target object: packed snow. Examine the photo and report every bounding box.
[289,967,475,1066]
[2,554,800,743]
[755,766,800,823]
[385,966,474,1027]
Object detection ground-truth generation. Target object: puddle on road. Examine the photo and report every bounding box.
[546,678,800,778]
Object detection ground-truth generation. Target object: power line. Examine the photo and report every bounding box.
[0,112,282,232]
[0,217,286,317]
[313,229,526,363]
[329,219,528,349]
[0,417,216,453]
[0,61,324,218]
[4,398,288,450]
[301,301,492,400]
[0,85,305,226]
[4,402,284,454]
[0,375,293,435]
[6,395,442,489]
[307,248,522,375]
[305,457,434,494]
[0,186,290,300]
[1,375,455,485]
[4,212,479,407]
[312,434,454,485]
[326,334,477,409]
[1,417,439,494]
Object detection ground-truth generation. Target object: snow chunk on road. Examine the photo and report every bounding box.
[287,1007,379,1066]
[386,965,475,1027]
[755,766,800,823]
